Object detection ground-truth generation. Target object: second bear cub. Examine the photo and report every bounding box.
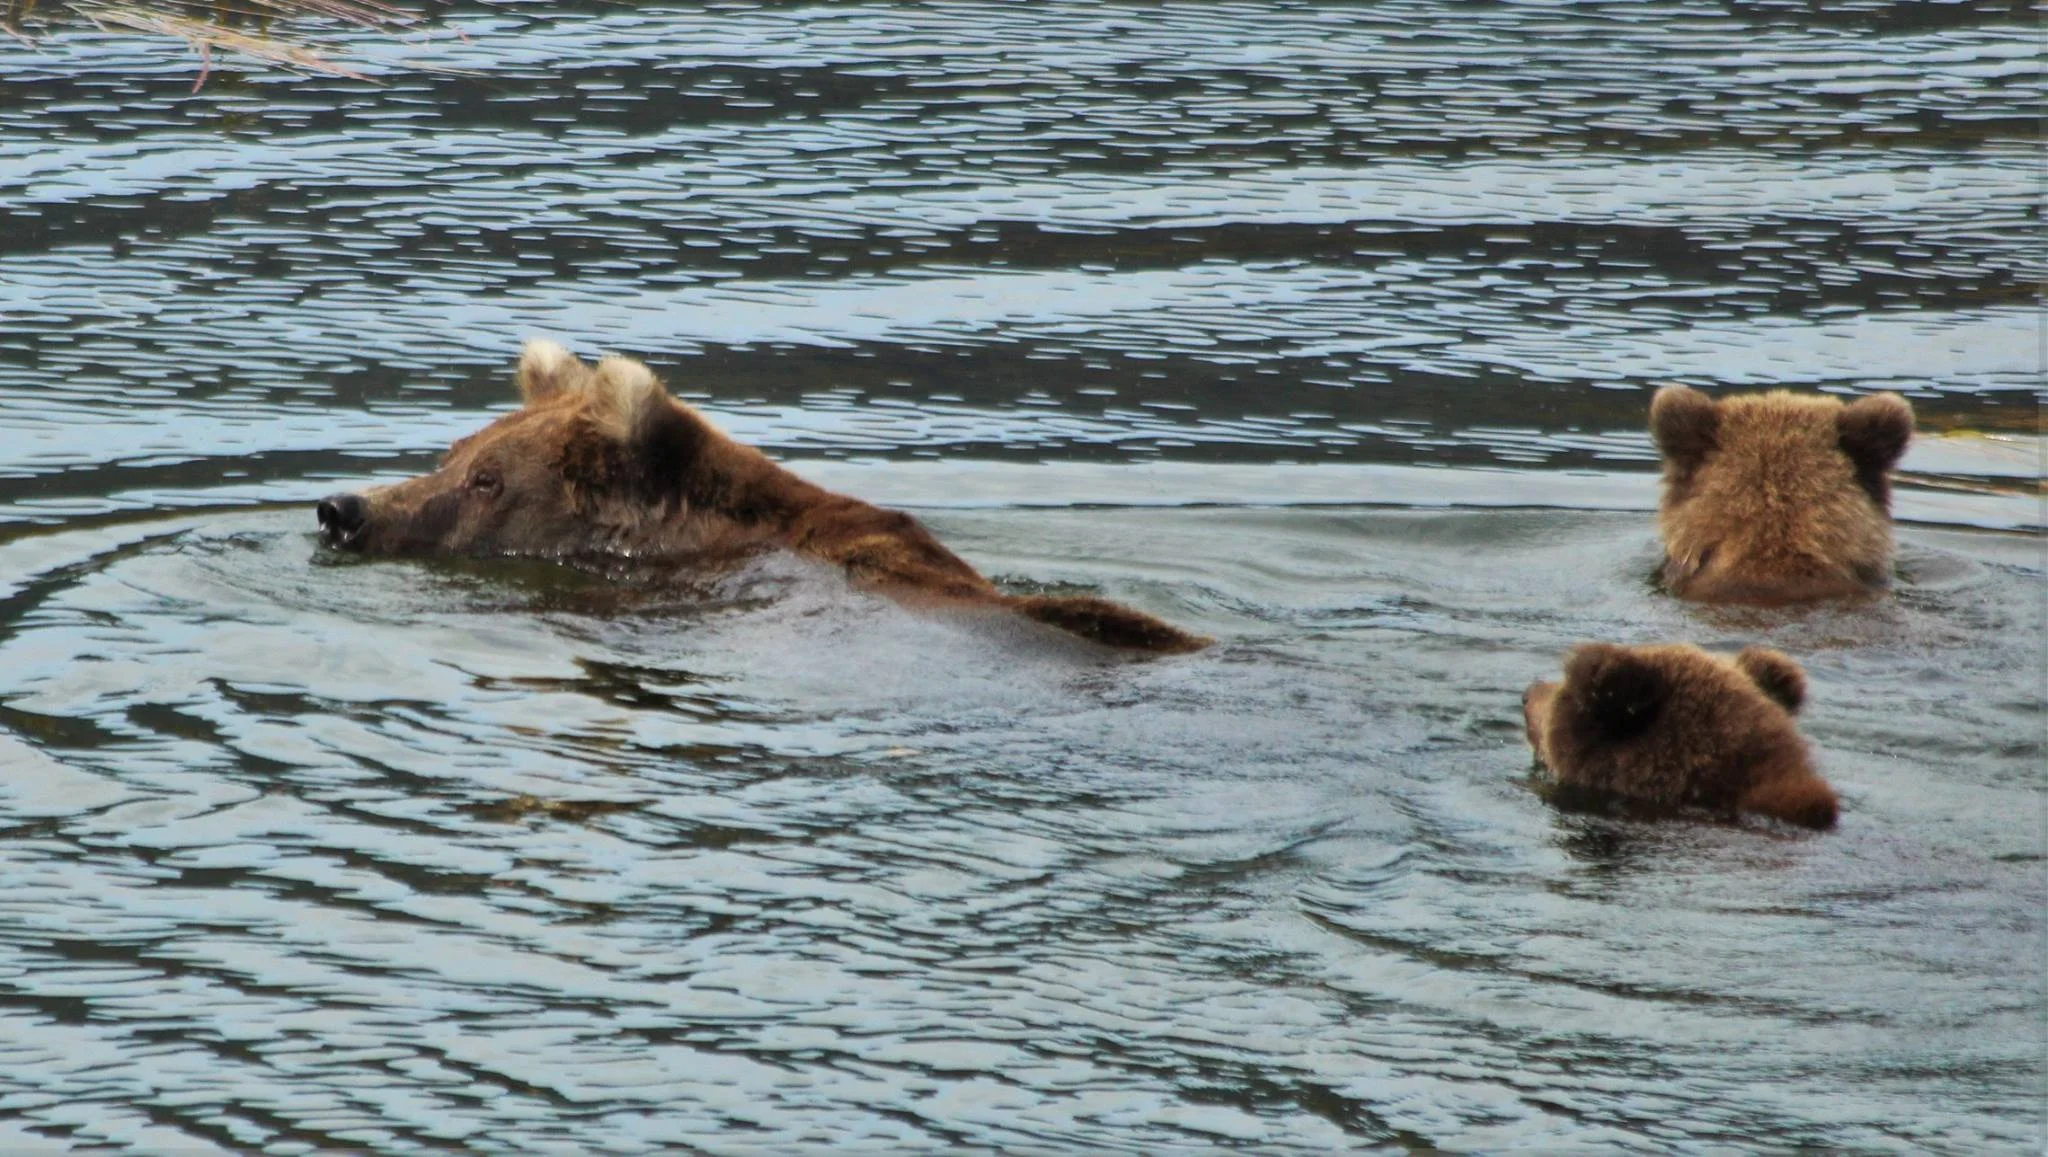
[1523,642,1839,829]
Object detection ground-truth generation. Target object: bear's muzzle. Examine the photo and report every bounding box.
[316,492,369,549]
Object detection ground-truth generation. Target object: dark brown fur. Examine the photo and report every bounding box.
[1650,386,1913,605]
[1522,642,1838,829]
[319,341,1208,654]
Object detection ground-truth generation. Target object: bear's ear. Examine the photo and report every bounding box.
[518,339,592,405]
[1837,392,1913,507]
[1649,385,1719,474]
[1562,643,1669,741]
[588,356,666,436]
[1734,647,1806,714]
[591,355,700,506]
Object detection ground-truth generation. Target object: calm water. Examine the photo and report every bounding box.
[1,1,2042,1150]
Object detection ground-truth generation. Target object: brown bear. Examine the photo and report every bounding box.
[316,340,1208,653]
[1650,385,1914,604]
[1521,642,1838,829]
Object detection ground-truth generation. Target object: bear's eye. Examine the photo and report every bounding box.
[468,469,501,495]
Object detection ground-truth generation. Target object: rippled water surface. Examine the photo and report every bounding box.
[1,0,2042,1150]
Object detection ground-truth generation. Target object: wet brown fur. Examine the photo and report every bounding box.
[327,341,1209,654]
[1650,385,1913,605]
[1522,642,1838,829]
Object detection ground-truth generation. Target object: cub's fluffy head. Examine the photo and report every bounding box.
[1522,642,1837,829]
[1651,386,1912,605]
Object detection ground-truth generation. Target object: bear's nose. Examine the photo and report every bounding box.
[316,493,368,544]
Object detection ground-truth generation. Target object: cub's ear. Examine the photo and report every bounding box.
[1734,646,1806,714]
[518,339,592,404]
[1562,643,1669,741]
[1837,392,1913,507]
[1649,385,1719,474]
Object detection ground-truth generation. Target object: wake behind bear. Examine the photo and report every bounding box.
[315,340,1208,654]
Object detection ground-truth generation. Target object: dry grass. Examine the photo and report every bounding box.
[5,0,447,89]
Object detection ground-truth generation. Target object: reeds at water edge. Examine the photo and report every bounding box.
[4,0,445,89]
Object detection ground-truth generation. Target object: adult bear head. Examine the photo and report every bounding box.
[317,341,776,561]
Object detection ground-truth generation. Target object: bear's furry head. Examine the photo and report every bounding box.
[1650,386,1912,605]
[1522,641,1836,829]
[317,341,717,559]
[516,339,683,462]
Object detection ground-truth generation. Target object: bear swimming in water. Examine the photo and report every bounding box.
[1651,385,1913,604]
[1522,641,1838,829]
[317,340,1207,654]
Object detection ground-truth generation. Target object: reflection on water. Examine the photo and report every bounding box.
[0,0,2041,1149]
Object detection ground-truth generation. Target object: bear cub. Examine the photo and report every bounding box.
[1522,642,1838,829]
[317,340,1208,654]
[1651,385,1913,604]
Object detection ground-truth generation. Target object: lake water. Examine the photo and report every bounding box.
[1,1,2042,1150]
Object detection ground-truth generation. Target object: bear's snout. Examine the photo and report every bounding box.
[317,492,369,547]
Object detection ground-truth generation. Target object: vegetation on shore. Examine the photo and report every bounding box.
[3,0,440,87]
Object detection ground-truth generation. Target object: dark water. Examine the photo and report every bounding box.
[1,1,2042,1150]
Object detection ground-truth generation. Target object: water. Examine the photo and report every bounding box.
[1,0,2042,1150]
